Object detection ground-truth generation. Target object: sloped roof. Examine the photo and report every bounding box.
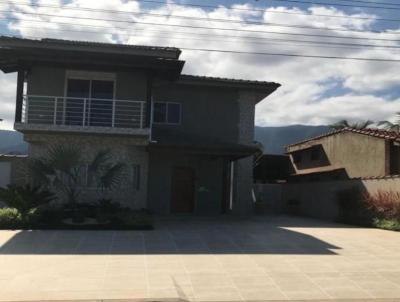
[41,38,179,51]
[286,127,400,149]
[0,36,181,59]
[180,74,280,88]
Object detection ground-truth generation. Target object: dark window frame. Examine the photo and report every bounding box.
[153,102,182,125]
[293,152,302,164]
[310,147,320,161]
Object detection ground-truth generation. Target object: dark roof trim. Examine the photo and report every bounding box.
[286,127,400,151]
[0,36,181,59]
[179,74,281,91]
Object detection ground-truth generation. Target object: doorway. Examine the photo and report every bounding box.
[170,167,195,214]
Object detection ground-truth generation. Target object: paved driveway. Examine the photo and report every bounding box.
[0,216,400,301]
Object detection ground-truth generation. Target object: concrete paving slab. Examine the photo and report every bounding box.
[0,215,399,301]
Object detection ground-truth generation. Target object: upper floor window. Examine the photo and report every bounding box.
[153,102,181,124]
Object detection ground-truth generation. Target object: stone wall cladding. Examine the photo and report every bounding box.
[24,133,149,209]
[233,91,258,214]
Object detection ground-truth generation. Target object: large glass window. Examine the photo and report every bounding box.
[65,78,114,127]
[65,79,90,126]
[153,102,181,124]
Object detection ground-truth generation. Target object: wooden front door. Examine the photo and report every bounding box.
[171,167,195,214]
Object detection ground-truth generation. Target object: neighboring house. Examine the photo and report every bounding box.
[0,36,280,215]
[286,127,400,182]
[254,154,292,183]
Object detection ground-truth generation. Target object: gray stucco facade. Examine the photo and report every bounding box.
[0,37,280,215]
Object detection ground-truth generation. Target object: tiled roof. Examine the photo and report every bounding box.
[0,36,181,56]
[40,38,180,53]
[286,127,400,149]
[351,174,400,180]
[180,74,281,88]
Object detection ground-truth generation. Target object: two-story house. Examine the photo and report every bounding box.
[0,36,280,215]
[286,127,400,182]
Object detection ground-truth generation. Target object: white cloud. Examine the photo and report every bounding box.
[0,0,399,130]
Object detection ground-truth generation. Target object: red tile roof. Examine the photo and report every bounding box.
[286,127,400,149]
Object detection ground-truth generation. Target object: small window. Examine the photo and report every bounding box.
[153,102,181,124]
[311,147,320,161]
[153,103,167,123]
[293,152,302,164]
[132,164,141,190]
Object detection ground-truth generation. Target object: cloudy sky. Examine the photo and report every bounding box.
[0,0,399,130]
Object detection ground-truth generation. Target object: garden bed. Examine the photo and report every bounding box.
[0,199,154,231]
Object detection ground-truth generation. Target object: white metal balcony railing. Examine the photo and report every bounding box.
[21,95,146,129]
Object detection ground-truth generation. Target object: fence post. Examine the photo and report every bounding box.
[53,97,58,125]
[83,98,87,126]
[140,102,144,129]
[62,97,66,125]
[112,99,116,128]
[25,96,29,124]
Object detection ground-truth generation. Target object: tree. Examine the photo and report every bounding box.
[378,112,400,132]
[29,145,126,210]
[329,119,373,130]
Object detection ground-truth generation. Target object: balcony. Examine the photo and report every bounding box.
[15,95,149,136]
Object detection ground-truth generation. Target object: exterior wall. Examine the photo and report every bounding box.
[152,83,240,143]
[288,132,388,178]
[27,66,66,96]
[27,66,148,100]
[253,183,283,213]
[0,157,27,187]
[255,177,400,221]
[147,151,224,215]
[24,133,148,208]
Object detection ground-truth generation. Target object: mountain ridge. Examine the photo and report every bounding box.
[255,125,330,154]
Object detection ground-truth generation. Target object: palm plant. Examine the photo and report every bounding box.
[29,145,126,210]
[329,119,374,130]
[378,112,400,132]
[0,184,55,222]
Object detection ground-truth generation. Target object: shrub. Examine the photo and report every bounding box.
[363,190,400,220]
[0,184,55,220]
[95,199,121,224]
[373,218,400,231]
[0,208,22,229]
